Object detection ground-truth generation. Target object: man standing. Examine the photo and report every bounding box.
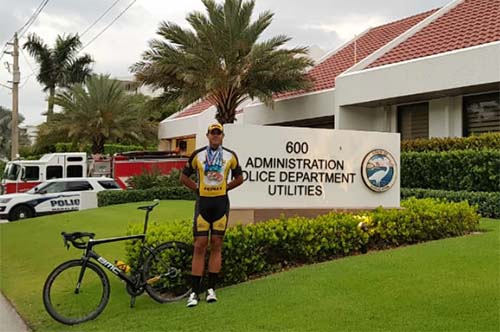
[180,123,244,307]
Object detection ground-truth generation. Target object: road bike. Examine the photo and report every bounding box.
[42,200,193,325]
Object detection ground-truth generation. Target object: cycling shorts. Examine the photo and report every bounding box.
[193,195,229,237]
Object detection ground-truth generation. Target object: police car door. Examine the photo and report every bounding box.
[36,181,85,214]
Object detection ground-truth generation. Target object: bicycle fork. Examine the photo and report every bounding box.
[75,258,90,294]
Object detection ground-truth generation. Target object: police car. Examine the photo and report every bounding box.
[0,177,121,221]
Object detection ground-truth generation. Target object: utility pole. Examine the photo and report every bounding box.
[7,33,20,160]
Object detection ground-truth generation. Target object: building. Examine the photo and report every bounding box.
[158,0,500,153]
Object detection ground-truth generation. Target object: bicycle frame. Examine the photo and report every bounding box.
[75,234,153,289]
[75,204,159,291]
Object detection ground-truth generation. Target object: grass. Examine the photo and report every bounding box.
[0,201,499,332]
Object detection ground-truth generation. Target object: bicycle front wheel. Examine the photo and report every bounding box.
[43,259,110,325]
[144,241,193,303]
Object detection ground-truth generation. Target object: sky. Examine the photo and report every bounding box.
[0,0,452,126]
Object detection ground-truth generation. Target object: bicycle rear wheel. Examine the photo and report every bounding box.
[43,259,110,325]
[144,241,193,303]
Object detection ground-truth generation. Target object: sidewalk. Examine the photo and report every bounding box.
[0,292,29,332]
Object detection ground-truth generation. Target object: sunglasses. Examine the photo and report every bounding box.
[209,130,223,135]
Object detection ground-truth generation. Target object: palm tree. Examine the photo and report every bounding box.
[53,74,142,154]
[23,33,93,120]
[0,106,28,160]
[132,0,313,124]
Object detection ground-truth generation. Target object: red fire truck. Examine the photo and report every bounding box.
[1,151,188,194]
[98,151,188,189]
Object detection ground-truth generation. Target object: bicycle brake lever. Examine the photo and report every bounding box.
[61,233,70,250]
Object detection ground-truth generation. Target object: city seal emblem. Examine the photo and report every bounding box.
[361,149,397,192]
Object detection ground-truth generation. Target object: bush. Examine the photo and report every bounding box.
[401,188,500,218]
[401,149,500,192]
[127,168,184,189]
[401,133,500,152]
[97,186,196,206]
[125,198,479,287]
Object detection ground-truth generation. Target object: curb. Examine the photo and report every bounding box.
[0,292,29,332]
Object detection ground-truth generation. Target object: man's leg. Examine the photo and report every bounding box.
[208,235,223,274]
[188,199,210,307]
[206,235,223,303]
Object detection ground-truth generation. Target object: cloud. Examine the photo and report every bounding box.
[0,0,452,125]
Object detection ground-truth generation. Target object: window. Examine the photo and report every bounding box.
[397,103,429,140]
[46,166,63,179]
[23,166,39,181]
[98,180,121,189]
[67,156,83,162]
[39,182,66,194]
[463,92,500,136]
[4,163,20,180]
[65,181,93,192]
[67,165,83,177]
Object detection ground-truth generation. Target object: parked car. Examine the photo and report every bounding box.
[0,177,121,221]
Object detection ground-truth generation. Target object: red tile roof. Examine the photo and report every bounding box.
[275,9,437,100]
[369,0,500,68]
[174,99,213,118]
[174,8,438,116]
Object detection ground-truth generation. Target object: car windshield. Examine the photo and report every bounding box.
[3,163,21,181]
[27,182,50,194]
[27,181,65,194]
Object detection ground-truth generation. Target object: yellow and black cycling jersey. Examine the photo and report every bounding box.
[182,146,243,197]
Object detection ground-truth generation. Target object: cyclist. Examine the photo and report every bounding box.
[180,123,244,307]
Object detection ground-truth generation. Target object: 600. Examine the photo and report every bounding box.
[286,141,309,154]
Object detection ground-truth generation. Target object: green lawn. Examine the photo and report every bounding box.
[1,201,499,332]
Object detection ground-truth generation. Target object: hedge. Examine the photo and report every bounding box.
[401,133,500,152]
[125,198,479,288]
[55,143,156,155]
[98,186,196,207]
[401,188,500,219]
[401,149,500,192]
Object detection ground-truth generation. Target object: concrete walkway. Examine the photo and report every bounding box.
[0,292,29,332]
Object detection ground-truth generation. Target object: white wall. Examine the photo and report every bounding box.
[337,106,390,132]
[244,90,335,125]
[336,42,500,107]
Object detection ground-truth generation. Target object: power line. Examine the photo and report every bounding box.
[81,0,137,51]
[13,0,137,91]
[0,0,49,66]
[20,73,35,89]
[17,0,50,39]
[80,0,123,38]
[20,48,36,73]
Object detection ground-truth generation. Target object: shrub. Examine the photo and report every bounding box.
[401,133,500,152]
[401,188,500,218]
[125,198,479,287]
[401,149,500,192]
[127,168,184,189]
[97,186,196,206]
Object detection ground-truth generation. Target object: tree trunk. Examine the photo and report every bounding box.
[215,105,237,124]
[214,91,240,124]
[47,86,55,121]
[91,135,105,154]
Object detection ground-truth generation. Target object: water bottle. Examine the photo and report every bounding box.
[115,260,131,273]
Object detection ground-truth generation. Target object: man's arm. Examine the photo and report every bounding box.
[180,173,198,192]
[227,174,243,191]
[180,152,198,193]
[227,151,244,191]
